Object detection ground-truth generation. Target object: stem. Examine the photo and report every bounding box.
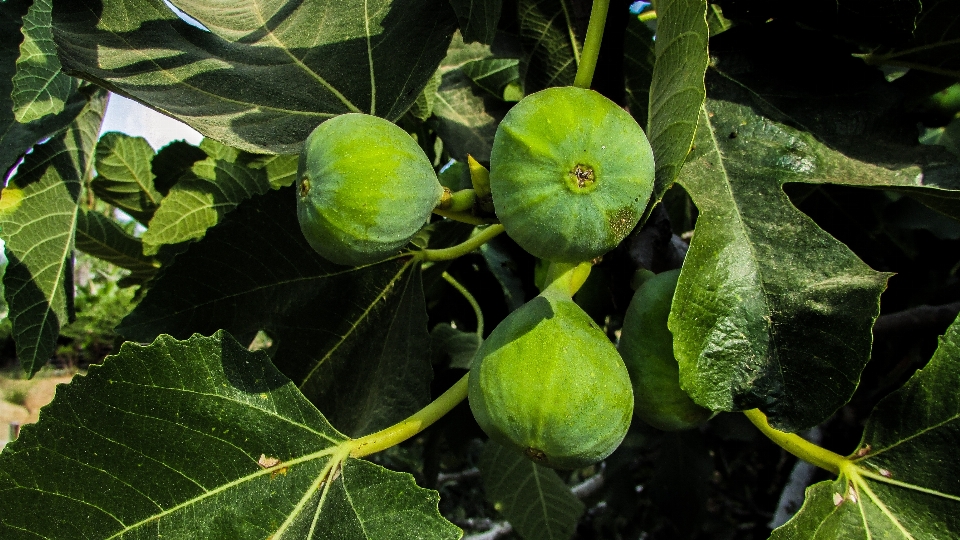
[573,0,611,89]
[438,188,478,213]
[442,271,484,336]
[743,409,846,475]
[432,207,495,226]
[350,373,470,458]
[417,224,505,262]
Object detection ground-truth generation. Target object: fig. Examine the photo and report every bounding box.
[619,269,712,431]
[468,287,633,469]
[297,113,443,266]
[489,86,655,262]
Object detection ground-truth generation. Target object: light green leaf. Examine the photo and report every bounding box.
[480,441,584,540]
[517,0,581,93]
[52,0,459,153]
[647,0,709,202]
[410,70,443,121]
[74,209,160,285]
[670,103,891,432]
[140,150,275,255]
[91,132,162,223]
[0,330,461,539]
[770,315,960,538]
[461,57,520,98]
[250,153,300,190]
[0,1,92,177]
[120,188,435,438]
[12,0,78,123]
[0,88,107,376]
[449,0,502,44]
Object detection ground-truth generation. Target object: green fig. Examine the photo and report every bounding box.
[297,113,443,266]
[489,86,655,263]
[619,269,712,431]
[468,287,633,469]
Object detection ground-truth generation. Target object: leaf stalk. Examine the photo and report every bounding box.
[349,373,470,458]
[574,0,612,89]
[417,224,505,261]
[743,409,846,475]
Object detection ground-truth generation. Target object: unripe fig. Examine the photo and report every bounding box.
[297,113,443,266]
[489,86,655,262]
[619,269,712,431]
[468,288,634,469]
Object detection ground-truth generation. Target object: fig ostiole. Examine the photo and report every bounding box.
[468,287,634,469]
[618,269,712,431]
[489,86,655,263]
[296,113,443,266]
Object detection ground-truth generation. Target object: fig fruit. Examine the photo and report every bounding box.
[489,86,655,262]
[297,113,443,266]
[468,287,633,469]
[619,269,711,431]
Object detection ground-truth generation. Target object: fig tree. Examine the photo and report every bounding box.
[468,287,633,469]
[489,86,655,262]
[619,269,712,431]
[297,113,443,266]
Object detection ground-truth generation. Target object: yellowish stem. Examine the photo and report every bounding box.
[743,409,846,475]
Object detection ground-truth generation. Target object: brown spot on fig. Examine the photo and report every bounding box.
[299,177,310,198]
[607,206,637,241]
[525,447,547,462]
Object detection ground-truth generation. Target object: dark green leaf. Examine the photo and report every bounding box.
[861,0,958,78]
[706,4,733,36]
[461,57,520,98]
[410,71,443,121]
[480,237,526,312]
[430,323,481,369]
[647,0,709,202]
[670,103,891,431]
[140,146,277,255]
[450,0,502,44]
[150,139,208,195]
[52,0,459,153]
[480,441,584,540]
[119,187,435,438]
[771,315,960,538]
[74,209,160,284]
[517,0,582,94]
[0,330,461,539]
[0,88,107,376]
[91,132,162,223]
[12,0,78,123]
[623,14,655,130]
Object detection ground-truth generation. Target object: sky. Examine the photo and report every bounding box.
[99,93,204,151]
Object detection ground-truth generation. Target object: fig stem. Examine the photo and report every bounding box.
[743,409,846,475]
[438,188,478,213]
[442,271,484,336]
[349,373,469,458]
[543,261,594,297]
[574,0,611,89]
[432,207,495,225]
[417,224,506,261]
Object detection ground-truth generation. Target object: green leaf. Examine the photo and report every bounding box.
[706,4,734,37]
[12,0,78,123]
[74,209,160,285]
[517,0,581,94]
[450,0,502,44]
[51,0,459,154]
[623,14,655,131]
[91,132,162,223]
[140,149,276,255]
[430,323,481,369]
[0,1,91,177]
[0,330,461,539]
[431,33,510,162]
[770,315,960,538]
[250,153,300,190]
[150,139,209,195]
[862,0,960,79]
[670,103,892,432]
[480,441,584,540]
[0,88,107,376]
[461,57,521,98]
[646,0,709,202]
[119,188,435,438]
[410,70,443,121]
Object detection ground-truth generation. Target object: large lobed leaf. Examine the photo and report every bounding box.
[669,23,960,432]
[119,187,434,438]
[480,441,584,540]
[51,0,459,154]
[0,88,107,376]
[770,315,960,538]
[516,0,581,94]
[0,331,461,539]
